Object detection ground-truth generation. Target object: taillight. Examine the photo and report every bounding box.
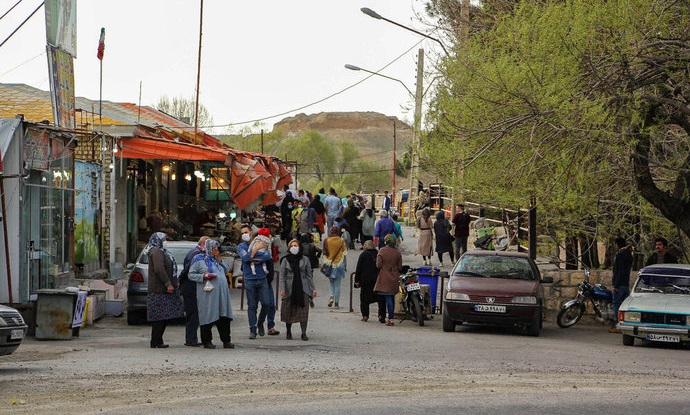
[129,271,144,283]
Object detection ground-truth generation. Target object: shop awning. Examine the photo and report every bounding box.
[118,136,227,162]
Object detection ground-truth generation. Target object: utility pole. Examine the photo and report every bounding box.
[392,120,396,205]
[409,48,424,223]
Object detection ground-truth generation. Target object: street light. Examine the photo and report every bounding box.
[344,64,414,97]
[360,7,449,56]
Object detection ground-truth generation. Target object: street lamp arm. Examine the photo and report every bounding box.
[361,7,449,56]
[344,64,414,97]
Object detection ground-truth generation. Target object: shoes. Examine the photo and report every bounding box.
[267,328,280,335]
[301,334,309,341]
[378,315,386,324]
[386,320,395,326]
[439,262,444,268]
[334,304,340,309]
[203,343,216,349]
[184,342,202,347]
[150,343,169,349]
[328,297,334,307]
[286,332,293,340]
[361,316,369,322]
[249,331,257,339]
[223,341,235,349]
[257,323,265,337]
[608,327,621,333]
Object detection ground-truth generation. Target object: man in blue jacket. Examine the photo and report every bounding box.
[237,224,272,339]
[374,210,398,249]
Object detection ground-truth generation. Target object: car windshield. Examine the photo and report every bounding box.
[635,274,690,294]
[137,245,193,265]
[454,255,535,280]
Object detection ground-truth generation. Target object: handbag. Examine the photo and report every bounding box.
[320,242,344,278]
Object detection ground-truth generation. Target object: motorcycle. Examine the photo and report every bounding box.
[557,268,614,328]
[399,266,431,326]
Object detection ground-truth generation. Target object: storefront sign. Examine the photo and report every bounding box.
[47,46,76,130]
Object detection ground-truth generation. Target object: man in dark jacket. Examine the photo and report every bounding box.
[645,237,678,266]
[179,236,208,346]
[609,237,633,333]
[374,210,397,249]
[452,204,471,259]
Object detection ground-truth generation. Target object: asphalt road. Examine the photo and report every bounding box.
[1,226,688,414]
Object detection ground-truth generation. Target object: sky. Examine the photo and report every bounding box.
[0,0,444,134]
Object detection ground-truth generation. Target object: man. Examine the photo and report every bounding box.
[373,209,397,249]
[609,237,633,333]
[324,188,342,235]
[645,237,678,266]
[237,224,273,339]
[452,204,471,259]
[178,235,209,347]
[256,229,280,337]
[381,190,391,213]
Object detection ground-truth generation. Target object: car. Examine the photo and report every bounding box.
[0,304,28,356]
[126,240,198,325]
[442,250,553,336]
[617,264,690,347]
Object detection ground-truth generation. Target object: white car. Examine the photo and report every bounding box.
[617,264,690,347]
[0,305,28,356]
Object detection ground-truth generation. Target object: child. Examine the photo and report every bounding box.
[249,228,272,275]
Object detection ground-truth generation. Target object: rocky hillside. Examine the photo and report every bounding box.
[272,112,413,161]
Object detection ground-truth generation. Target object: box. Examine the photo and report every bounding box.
[105,299,124,317]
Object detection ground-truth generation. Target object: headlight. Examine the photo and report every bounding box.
[625,311,641,322]
[512,296,537,304]
[446,292,470,301]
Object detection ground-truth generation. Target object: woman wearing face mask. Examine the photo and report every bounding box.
[279,239,317,340]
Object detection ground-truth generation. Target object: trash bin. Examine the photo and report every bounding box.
[416,266,441,310]
[35,289,82,340]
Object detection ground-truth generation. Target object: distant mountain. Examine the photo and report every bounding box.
[272,112,413,161]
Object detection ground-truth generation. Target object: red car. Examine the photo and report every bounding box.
[443,250,552,336]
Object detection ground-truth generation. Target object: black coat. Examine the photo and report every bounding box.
[354,248,380,304]
[434,218,454,254]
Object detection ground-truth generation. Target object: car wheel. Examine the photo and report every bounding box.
[526,312,541,337]
[442,309,455,332]
[622,334,635,346]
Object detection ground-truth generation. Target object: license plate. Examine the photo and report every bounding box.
[475,304,506,313]
[647,333,680,343]
[10,329,23,340]
[406,282,421,292]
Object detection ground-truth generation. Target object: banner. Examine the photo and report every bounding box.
[45,0,77,57]
[47,45,76,130]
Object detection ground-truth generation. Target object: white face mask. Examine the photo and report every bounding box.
[289,246,299,255]
[241,233,251,242]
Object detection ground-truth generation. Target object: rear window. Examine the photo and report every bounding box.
[137,245,194,265]
[454,255,536,280]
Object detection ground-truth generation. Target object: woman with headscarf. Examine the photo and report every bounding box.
[416,208,434,266]
[279,239,317,340]
[188,239,234,349]
[434,211,455,267]
[358,204,376,246]
[145,232,184,348]
[342,198,361,249]
[309,194,326,237]
[374,234,403,326]
[354,240,386,323]
[322,226,348,309]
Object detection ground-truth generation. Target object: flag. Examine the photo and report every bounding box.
[97,28,105,60]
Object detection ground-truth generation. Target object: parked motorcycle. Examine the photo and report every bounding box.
[399,266,431,326]
[557,269,614,328]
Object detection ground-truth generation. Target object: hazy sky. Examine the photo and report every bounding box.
[0,0,444,133]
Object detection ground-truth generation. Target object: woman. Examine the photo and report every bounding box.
[433,211,454,267]
[358,205,375,246]
[374,234,403,326]
[145,232,184,348]
[416,208,434,265]
[354,240,386,323]
[342,198,361,249]
[322,226,347,309]
[310,194,326,237]
[188,239,234,349]
[279,239,317,340]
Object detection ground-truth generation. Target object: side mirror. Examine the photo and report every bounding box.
[126,263,135,271]
[541,276,554,284]
[400,265,410,274]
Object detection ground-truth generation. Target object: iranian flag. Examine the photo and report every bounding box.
[97,28,105,60]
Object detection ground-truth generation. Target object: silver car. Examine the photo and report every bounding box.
[0,304,28,356]
[618,264,690,347]
[126,240,198,325]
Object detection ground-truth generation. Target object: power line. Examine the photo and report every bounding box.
[0,0,24,22]
[0,1,43,50]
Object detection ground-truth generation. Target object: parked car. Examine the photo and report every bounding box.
[442,250,552,336]
[617,264,690,347]
[0,304,28,356]
[126,240,198,325]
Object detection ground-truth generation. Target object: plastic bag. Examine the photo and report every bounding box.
[203,280,214,292]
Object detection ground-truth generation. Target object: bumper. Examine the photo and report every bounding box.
[0,326,27,356]
[444,301,540,326]
[618,323,690,341]
[126,290,147,311]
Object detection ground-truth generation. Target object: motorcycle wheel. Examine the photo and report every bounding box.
[556,303,586,328]
[411,295,424,327]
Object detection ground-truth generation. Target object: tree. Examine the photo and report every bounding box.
[154,96,214,129]
[424,0,690,251]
